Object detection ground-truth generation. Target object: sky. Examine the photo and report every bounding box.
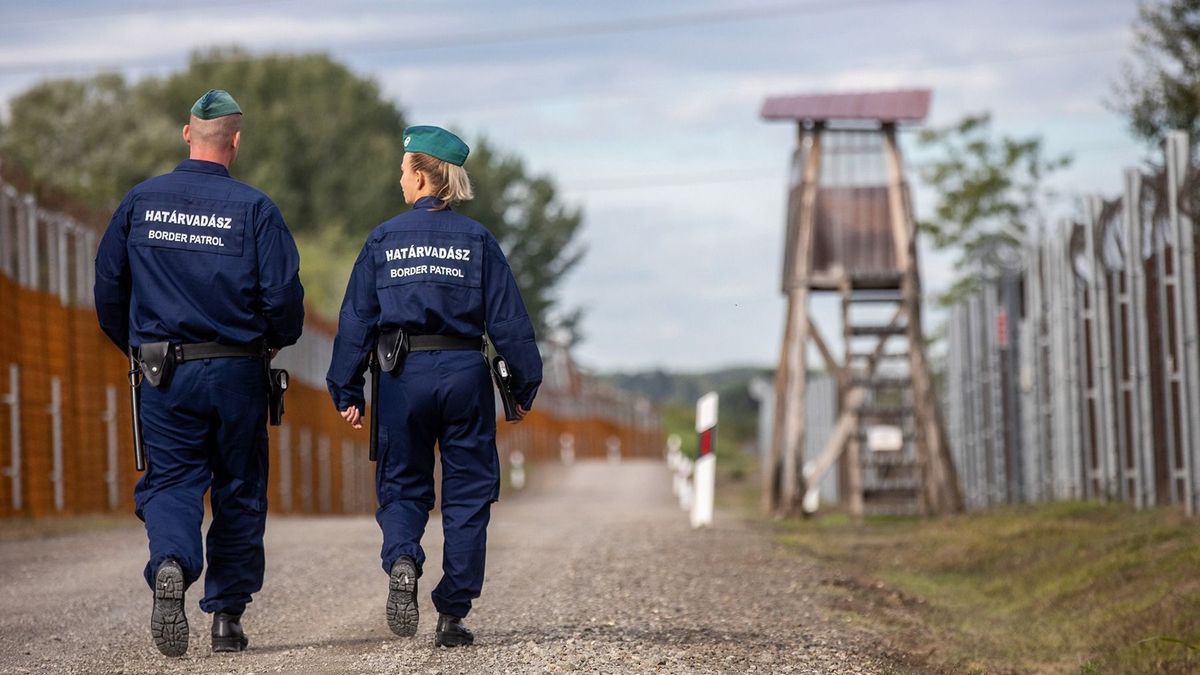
[0,0,1148,373]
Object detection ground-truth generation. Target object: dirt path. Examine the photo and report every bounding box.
[0,460,917,674]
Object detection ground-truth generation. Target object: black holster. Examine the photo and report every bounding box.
[268,367,289,426]
[137,341,175,388]
[491,356,521,422]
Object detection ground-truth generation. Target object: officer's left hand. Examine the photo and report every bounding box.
[341,406,363,429]
[509,405,528,423]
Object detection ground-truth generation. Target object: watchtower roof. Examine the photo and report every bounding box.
[761,89,931,124]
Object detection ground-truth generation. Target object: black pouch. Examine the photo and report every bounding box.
[138,341,175,388]
[268,368,289,426]
[376,328,408,374]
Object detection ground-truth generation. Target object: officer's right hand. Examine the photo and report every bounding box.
[509,405,528,423]
[341,406,363,429]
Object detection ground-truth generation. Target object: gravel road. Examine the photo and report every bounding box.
[0,460,917,674]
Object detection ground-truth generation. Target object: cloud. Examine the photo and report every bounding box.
[0,0,1150,370]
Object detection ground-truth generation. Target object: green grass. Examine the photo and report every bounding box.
[772,500,1200,674]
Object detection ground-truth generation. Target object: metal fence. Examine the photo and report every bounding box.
[946,131,1200,513]
[0,169,662,518]
[751,374,840,504]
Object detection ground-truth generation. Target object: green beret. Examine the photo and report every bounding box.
[190,89,242,120]
[403,126,469,166]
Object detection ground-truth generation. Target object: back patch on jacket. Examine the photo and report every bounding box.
[129,194,247,257]
[374,231,482,290]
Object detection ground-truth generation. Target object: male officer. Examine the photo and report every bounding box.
[326,125,542,647]
[94,89,304,657]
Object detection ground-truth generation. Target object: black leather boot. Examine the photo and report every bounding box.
[435,614,474,647]
[150,559,188,657]
[387,556,419,637]
[211,612,249,652]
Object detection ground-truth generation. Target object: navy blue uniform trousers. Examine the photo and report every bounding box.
[375,350,499,619]
[134,356,269,615]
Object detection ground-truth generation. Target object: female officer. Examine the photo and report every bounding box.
[326,126,542,647]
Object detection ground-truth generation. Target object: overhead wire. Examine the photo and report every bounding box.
[0,0,954,76]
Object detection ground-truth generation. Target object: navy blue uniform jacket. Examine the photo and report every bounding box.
[326,196,542,413]
[94,159,305,352]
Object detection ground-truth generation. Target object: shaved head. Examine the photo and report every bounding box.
[187,113,242,148]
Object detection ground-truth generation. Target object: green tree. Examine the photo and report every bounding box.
[0,48,585,331]
[0,74,175,209]
[916,113,1071,303]
[1112,0,1200,150]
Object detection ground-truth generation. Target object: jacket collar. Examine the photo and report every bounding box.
[174,159,231,177]
[413,196,448,211]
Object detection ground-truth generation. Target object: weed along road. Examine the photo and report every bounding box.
[0,461,914,674]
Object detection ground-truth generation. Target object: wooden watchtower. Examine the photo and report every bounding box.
[760,90,962,518]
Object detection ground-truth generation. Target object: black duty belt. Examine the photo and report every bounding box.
[172,342,264,362]
[407,335,483,352]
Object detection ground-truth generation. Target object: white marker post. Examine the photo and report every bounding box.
[509,450,526,490]
[666,434,683,497]
[691,392,718,528]
[559,432,575,466]
[606,435,622,463]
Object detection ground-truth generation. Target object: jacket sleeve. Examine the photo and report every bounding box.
[326,243,379,412]
[483,236,543,409]
[94,194,134,353]
[256,203,305,348]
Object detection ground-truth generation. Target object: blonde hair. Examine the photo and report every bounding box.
[408,152,474,204]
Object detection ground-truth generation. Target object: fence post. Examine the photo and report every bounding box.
[1166,130,1199,514]
[1086,197,1121,498]
[981,287,1002,505]
[1123,169,1156,508]
[3,364,21,511]
[1040,236,1056,500]
[74,226,91,306]
[104,385,119,511]
[946,304,964,506]
[1000,271,1025,503]
[46,217,60,300]
[1019,246,1042,503]
[299,427,313,513]
[965,293,984,509]
[317,434,331,514]
[1054,222,1079,499]
[24,195,39,289]
[278,424,292,512]
[57,220,70,305]
[49,376,64,512]
[341,439,355,514]
[360,441,371,514]
[16,195,29,287]
[0,185,14,278]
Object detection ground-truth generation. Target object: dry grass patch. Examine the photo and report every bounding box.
[775,502,1200,674]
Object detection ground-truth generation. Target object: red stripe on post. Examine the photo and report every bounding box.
[698,428,714,457]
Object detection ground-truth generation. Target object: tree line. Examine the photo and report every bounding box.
[0,47,584,338]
